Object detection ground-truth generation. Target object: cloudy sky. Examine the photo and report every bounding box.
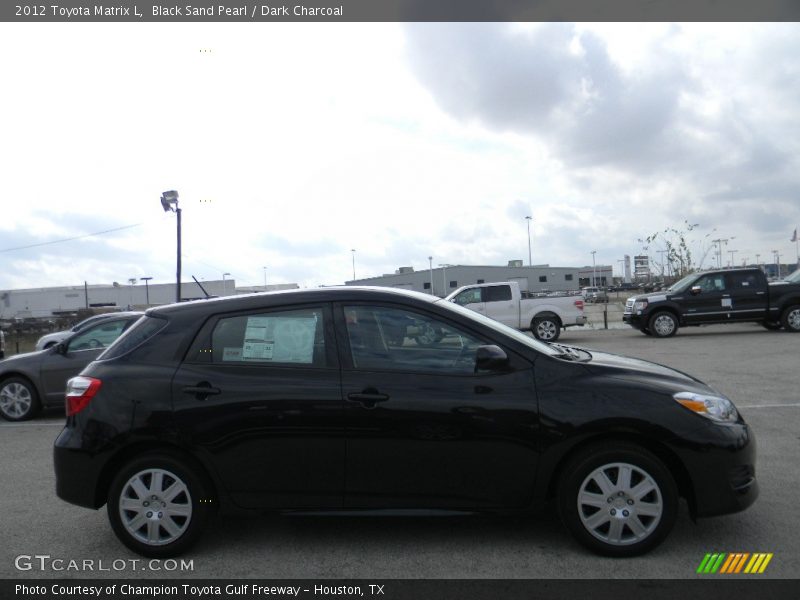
[1,22,798,293]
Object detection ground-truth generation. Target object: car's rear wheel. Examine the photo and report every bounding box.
[558,443,678,557]
[781,305,800,332]
[648,311,678,338]
[0,377,40,421]
[532,315,561,341]
[107,453,214,557]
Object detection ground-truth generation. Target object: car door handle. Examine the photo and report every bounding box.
[347,389,390,409]
[183,383,221,400]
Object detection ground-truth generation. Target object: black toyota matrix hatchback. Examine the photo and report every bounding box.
[54,287,757,558]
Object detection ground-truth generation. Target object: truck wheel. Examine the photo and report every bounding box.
[648,312,678,338]
[781,305,800,332]
[532,316,561,342]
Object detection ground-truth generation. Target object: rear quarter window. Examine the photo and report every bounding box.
[98,315,166,360]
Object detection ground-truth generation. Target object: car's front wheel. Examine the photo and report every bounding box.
[0,377,40,421]
[781,305,800,332]
[648,311,678,338]
[558,443,678,557]
[107,453,215,557]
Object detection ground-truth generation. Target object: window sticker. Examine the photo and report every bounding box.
[228,314,317,363]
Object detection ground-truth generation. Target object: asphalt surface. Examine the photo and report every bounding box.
[1,323,797,580]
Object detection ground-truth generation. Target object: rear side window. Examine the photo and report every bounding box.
[99,316,164,360]
[486,285,512,302]
[210,307,325,366]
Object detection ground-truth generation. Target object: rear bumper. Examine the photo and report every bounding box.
[53,424,113,509]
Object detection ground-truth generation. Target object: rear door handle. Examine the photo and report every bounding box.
[183,382,221,400]
[347,389,390,409]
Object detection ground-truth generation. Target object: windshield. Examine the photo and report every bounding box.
[435,299,562,357]
[784,269,800,284]
[667,273,698,293]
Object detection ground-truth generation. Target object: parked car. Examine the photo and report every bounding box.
[623,268,800,337]
[581,287,608,303]
[55,287,756,558]
[446,281,586,341]
[35,311,141,351]
[0,312,141,420]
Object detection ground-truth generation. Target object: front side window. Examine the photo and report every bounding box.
[696,274,726,292]
[67,319,130,352]
[453,288,482,306]
[210,307,325,366]
[343,305,484,374]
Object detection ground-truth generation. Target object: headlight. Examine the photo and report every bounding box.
[633,300,648,311]
[673,392,739,423]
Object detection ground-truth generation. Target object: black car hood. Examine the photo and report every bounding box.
[628,291,673,303]
[581,349,703,387]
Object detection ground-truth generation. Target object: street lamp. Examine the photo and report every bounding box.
[159,190,181,303]
[140,277,153,305]
[222,272,231,295]
[351,249,356,281]
[591,251,596,287]
[728,250,738,267]
[773,250,780,278]
[263,266,268,291]
[428,256,434,295]
[525,216,533,266]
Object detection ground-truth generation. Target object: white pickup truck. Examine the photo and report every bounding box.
[445,281,587,341]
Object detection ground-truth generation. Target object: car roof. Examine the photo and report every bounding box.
[146,287,440,319]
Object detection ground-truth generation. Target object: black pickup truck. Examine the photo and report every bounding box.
[623,267,800,337]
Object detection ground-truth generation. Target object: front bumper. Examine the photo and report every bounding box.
[623,313,645,328]
[673,421,758,518]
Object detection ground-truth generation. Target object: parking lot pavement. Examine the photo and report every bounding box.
[1,323,797,579]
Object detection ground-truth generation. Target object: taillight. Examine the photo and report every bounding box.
[65,376,102,416]
[574,299,584,310]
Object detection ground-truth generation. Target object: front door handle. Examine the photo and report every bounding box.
[183,382,221,401]
[347,388,390,409]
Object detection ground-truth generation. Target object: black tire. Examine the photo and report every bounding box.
[761,321,782,331]
[648,311,678,338]
[532,315,561,342]
[107,453,215,558]
[0,376,41,421]
[558,442,678,557]
[781,305,800,333]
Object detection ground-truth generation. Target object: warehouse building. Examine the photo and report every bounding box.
[0,279,298,320]
[347,262,613,297]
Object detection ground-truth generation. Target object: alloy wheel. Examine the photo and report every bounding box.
[0,382,33,420]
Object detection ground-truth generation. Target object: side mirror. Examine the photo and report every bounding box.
[54,342,68,355]
[690,285,702,295]
[475,345,509,371]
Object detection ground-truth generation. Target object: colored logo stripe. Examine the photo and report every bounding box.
[698,553,773,574]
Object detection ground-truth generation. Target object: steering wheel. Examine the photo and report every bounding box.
[88,338,102,348]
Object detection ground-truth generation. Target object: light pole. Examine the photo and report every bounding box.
[428,256,434,295]
[351,249,356,281]
[525,216,533,266]
[222,272,231,295]
[160,190,181,303]
[140,277,153,305]
[263,266,268,291]
[756,254,760,269]
[591,251,596,287]
[773,250,780,278]
[728,249,737,267]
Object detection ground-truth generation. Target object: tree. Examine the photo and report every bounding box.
[639,221,697,279]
